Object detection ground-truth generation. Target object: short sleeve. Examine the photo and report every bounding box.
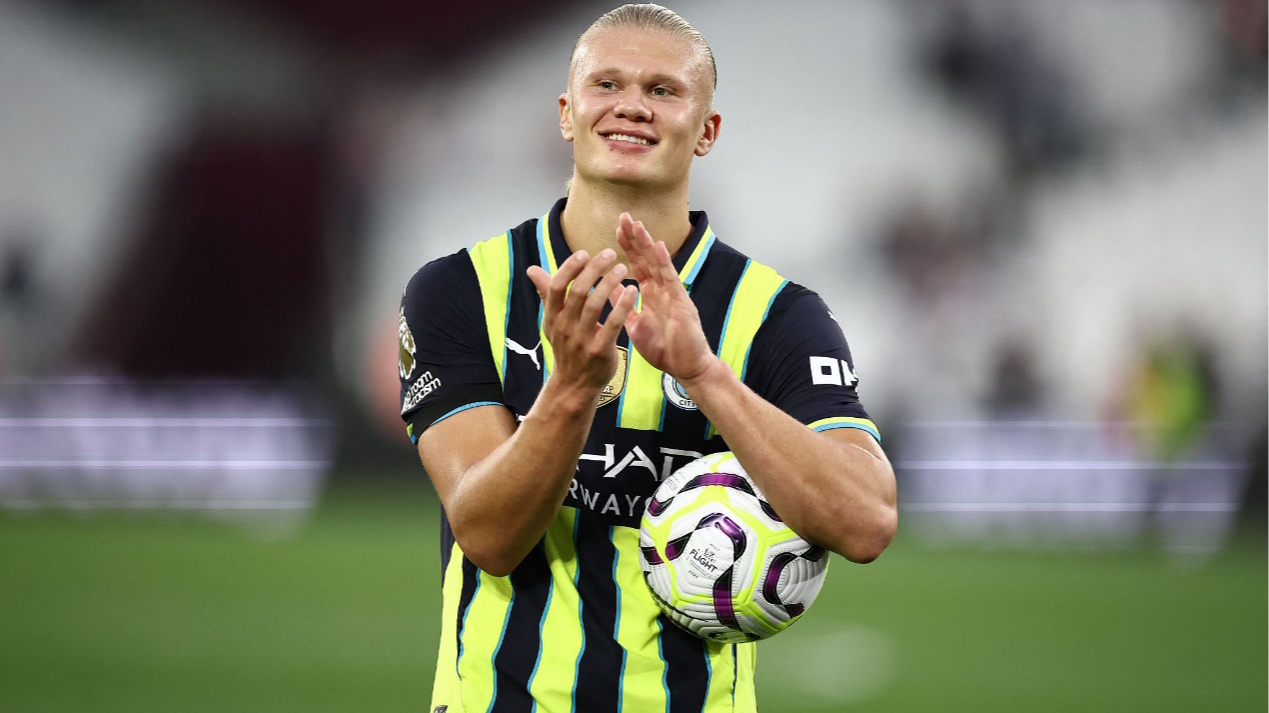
[743,285,880,443]
[399,251,506,443]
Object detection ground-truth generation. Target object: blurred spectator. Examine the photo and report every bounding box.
[981,335,1047,419]
[1101,324,1235,551]
[1234,424,1266,538]
[1112,326,1220,464]
[871,188,1005,422]
[0,226,49,376]
[1,238,36,310]
[926,0,1087,178]
[877,195,987,307]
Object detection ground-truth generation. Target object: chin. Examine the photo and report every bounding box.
[594,164,676,189]
[571,155,650,184]
[605,172,658,187]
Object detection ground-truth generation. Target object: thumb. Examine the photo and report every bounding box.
[527,265,550,299]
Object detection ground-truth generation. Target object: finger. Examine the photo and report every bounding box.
[597,284,638,345]
[631,220,679,283]
[607,278,636,309]
[544,250,590,317]
[617,212,638,248]
[621,213,656,255]
[579,261,628,329]
[527,265,550,300]
[617,213,655,282]
[561,248,617,321]
[619,215,676,285]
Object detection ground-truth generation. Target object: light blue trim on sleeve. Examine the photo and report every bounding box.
[812,420,882,444]
[433,401,504,426]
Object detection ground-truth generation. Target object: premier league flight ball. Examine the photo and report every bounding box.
[638,451,830,643]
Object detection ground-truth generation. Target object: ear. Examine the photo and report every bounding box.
[559,93,574,143]
[694,109,721,157]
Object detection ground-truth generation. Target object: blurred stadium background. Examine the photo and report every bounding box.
[0,0,1264,711]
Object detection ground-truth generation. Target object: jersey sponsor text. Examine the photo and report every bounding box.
[402,370,442,414]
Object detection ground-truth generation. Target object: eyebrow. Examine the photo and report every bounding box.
[584,67,690,88]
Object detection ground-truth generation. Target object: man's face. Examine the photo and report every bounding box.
[560,26,720,191]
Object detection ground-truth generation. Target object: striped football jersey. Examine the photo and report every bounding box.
[400,198,878,713]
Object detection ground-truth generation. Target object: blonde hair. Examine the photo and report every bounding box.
[571,4,717,91]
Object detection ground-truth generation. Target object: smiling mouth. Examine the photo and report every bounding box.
[603,133,654,146]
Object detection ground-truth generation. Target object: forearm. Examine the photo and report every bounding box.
[443,380,598,576]
[680,358,897,562]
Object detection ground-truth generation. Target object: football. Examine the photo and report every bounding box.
[638,451,830,643]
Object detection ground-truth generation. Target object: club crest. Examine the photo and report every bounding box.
[662,372,697,410]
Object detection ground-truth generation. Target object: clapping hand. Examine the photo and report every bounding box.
[614,213,715,385]
[527,248,639,395]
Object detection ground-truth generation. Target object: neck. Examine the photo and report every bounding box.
[559,178,694,266]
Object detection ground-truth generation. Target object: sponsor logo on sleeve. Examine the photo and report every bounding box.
[402,370,442,415]
[809,355,857,386]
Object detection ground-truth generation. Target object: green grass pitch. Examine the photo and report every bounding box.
[0,479,1263,712]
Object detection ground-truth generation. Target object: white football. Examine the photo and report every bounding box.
[638,451,830,643]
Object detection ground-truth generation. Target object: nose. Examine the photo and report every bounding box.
[613,88,651,122]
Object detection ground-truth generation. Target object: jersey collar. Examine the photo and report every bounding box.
[538,197,717,290]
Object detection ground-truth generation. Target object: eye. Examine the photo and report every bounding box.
[598,80,617,90]
[651,86,671,97]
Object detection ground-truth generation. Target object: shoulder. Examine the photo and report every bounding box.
[756,281,851,356]
[689,238,782,300]
[699,242,824,321]
[699,238,796,288]
[767,281,833,324]
[403,216,541,302]
[402,249,478,313]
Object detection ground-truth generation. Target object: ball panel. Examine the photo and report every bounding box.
[752,537,829,627]
[771,551,829,614]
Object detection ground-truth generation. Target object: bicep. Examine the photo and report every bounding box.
[416,403,518,507]
[823,426,889,466]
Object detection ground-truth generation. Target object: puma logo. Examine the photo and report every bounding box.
[505,338,541,371]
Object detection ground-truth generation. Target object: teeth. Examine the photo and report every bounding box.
[606,133,650,145]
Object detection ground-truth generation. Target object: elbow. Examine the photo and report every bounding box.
[472,557,517,579]
[449,524,524,578]
[458,544,521,578]
[839,502,898,564]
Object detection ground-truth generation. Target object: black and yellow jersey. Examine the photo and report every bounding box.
[399,198,878,713]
